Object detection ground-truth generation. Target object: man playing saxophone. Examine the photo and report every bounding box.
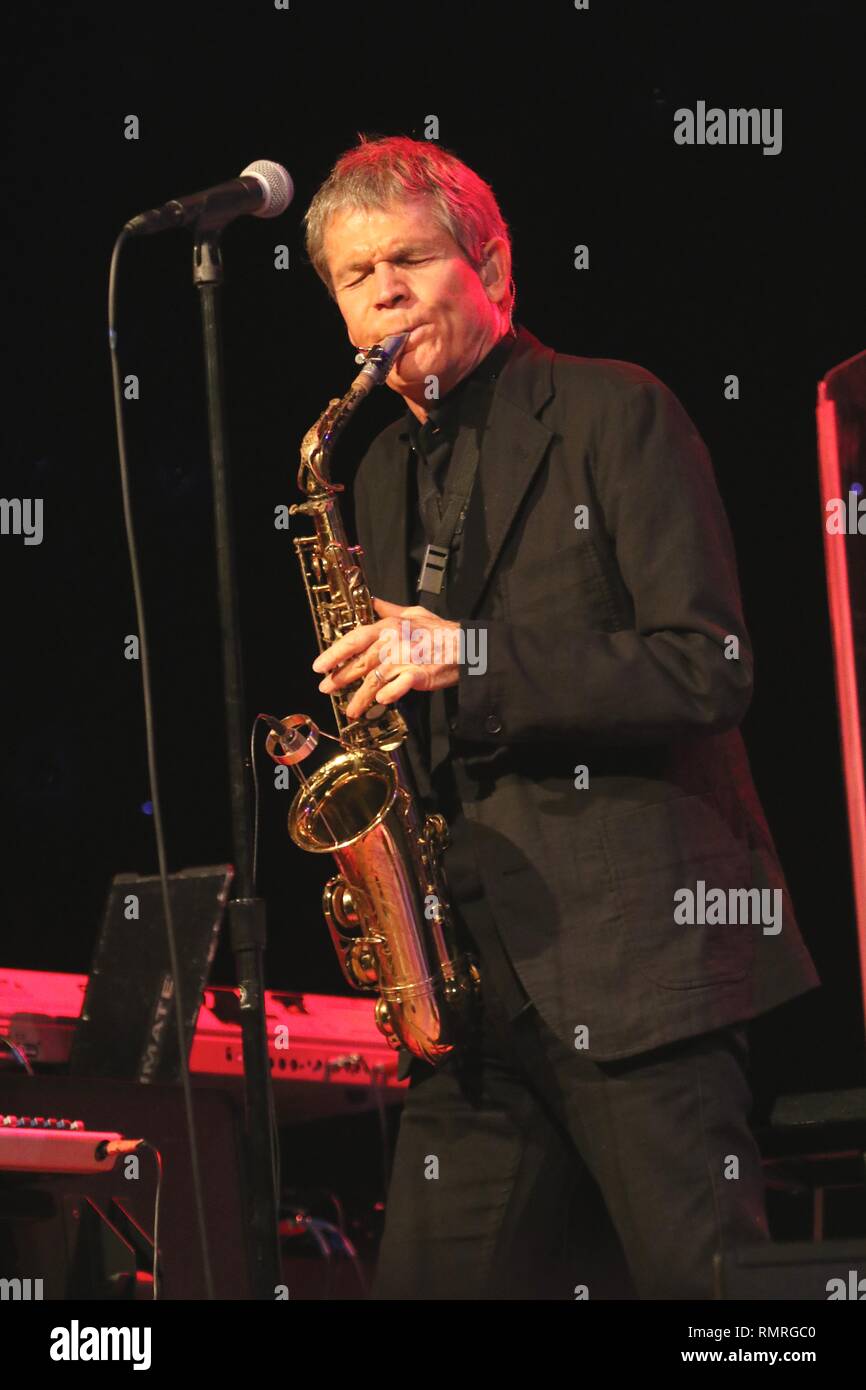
[301,134,820,1300]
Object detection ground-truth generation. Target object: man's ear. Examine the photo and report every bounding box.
[479,236,511,302]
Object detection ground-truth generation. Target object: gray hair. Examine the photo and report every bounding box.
[303,134,516,329]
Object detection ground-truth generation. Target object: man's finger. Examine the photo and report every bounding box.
[345,659,396,717]
[372,597,404,617]
[375,668,416,704]
[321,640,388,692]
[374,597,434,622]
[346,664,416,717]
[312,618,394,672]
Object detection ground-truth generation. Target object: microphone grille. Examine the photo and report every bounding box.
[240,160,294,218]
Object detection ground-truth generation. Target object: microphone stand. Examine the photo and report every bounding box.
[192,226,280,1299]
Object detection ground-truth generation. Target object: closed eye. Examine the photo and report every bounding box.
[344,256,432,288]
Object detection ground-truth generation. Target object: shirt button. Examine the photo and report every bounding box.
[448,715,458,732]
[484,714,502,734]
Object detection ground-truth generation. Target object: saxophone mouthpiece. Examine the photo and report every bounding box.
[352,332,410,392]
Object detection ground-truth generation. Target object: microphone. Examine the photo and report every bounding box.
[124,159,293,237]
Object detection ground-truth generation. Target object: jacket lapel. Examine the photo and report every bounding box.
[449,326,557,616]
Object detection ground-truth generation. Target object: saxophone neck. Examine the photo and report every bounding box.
[297,393,356,497]
[297,332,409,497]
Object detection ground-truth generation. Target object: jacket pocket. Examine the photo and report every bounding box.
[599,793,755,988]
[502,538,616,627]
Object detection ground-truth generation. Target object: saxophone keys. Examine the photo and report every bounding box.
[323,875,361,929]
[425,812,450,853]
[374,999,401,1049]
[323,876,380,989]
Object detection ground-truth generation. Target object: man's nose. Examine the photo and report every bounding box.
[373,264,408,308]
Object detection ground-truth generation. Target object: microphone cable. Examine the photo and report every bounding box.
[107,228,215,1300]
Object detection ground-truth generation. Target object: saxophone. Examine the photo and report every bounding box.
[265,333,480,1066]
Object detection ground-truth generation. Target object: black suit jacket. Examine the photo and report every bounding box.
[353,323,819,1060]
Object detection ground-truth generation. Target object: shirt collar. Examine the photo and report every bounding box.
[402,325,519,445]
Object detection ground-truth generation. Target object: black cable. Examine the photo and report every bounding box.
[0,1037,35,1075]
[139,1141,164,1300]
[302,1190,369,1296]
[108,230,215,1300]
[249,716,283,1214]
[98,1137,165,1299]
[250,716,262,902]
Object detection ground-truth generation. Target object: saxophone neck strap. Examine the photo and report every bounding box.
[416,381,492,599]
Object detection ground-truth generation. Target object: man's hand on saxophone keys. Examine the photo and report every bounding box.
[312,596,462,720]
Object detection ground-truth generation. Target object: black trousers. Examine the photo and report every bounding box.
[372,976,770,1300]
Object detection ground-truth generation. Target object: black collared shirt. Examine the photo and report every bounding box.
[402,327,530,1025]
[406,328,518,595]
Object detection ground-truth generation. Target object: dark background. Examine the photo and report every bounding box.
[3,0,865,1101]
